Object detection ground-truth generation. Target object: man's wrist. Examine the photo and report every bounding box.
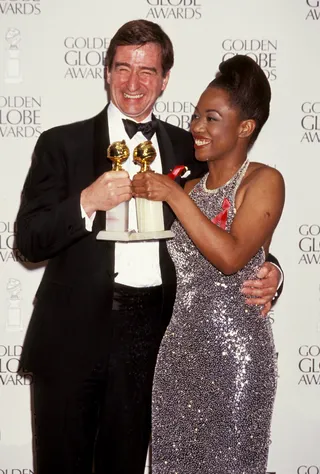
[80,189,96,218]
[80,201,96,232]
[269,262,283,302]
[269,262,283,291]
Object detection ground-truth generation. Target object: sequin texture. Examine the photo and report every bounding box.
[152,160,277,474]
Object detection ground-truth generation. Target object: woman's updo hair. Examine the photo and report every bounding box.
[209,55,271,148]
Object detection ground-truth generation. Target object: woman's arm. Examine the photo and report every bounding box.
[132,166,285,275]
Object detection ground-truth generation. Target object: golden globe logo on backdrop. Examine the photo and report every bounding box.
[301,102,320,143]
[305,0,320,20]
[64,37,109,79]
[0,345,33,386]
[221,39,277,81]
[4,28,23,84]
[0,0,40,15]
[298,345,320,385]
[0,96,41,139]
[267,308,276,325]
[0,470,34,474]
[145,0,201,20]
[6,278,23,332]
[298,467,320,474]
[298,225,320,264]
[0,222,27,263]
[154,100,195,129]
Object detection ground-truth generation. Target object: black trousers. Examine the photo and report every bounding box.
[32,283,166,474]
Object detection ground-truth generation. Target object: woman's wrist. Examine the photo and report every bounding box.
[166,181,186,206]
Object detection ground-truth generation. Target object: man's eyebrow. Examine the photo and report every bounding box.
[114,62,157,73]
[114,61,130,69]
[140,66,157,73]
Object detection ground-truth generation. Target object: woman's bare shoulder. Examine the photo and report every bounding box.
[236,162,284,208]
[245,162,284,185]
[184,178,202,194]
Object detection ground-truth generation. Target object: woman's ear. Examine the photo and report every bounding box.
[239,119,256,139]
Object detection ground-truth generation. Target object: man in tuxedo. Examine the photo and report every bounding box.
[16,19,282,474]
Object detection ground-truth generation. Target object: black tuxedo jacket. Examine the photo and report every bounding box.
[16,105,282,378]
[16,105,207,377]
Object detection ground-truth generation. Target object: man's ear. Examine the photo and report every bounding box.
[105,67,111,85]
[239,119,256,139]
[161,70,170,92]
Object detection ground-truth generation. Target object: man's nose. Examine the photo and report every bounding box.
[127,71,140,91]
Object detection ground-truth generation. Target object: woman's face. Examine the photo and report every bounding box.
[190,87,245,162]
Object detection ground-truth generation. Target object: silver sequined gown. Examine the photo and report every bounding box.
[152,160,277,474]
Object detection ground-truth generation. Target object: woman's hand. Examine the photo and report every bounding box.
[132,172,180,202]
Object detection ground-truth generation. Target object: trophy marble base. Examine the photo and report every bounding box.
[96,230,174,242]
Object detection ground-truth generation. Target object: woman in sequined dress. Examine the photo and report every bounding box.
[132,55,285,474]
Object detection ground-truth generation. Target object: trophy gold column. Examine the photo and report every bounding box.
[105,140,130,233]
[133,140,165,233]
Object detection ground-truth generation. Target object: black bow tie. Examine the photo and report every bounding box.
[122,118,157,141]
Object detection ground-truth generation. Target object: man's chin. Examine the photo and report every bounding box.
[119,106,149,122]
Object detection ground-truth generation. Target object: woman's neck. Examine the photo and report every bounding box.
[206,153,248,190]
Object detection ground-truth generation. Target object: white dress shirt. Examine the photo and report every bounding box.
[81,102,163,287]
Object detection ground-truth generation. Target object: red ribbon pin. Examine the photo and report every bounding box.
[167,165,189,180]
[211,198,231,230]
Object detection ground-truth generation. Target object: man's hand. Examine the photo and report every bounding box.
[241,262,281,317]
[80,171,132,217]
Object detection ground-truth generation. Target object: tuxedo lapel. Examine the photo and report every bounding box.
[156,120,179,229]
[93,104,112,232]
[93,104,112,179]
[156,119,177,174]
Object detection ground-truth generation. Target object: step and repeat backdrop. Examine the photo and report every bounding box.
[0,0,319,473]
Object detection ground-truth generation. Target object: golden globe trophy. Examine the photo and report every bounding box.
[97,140,174,242]
[108,139,130,171]
[97,140,130,239]
[133,141,173,238]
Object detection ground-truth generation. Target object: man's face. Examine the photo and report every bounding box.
[106,43,170,122]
